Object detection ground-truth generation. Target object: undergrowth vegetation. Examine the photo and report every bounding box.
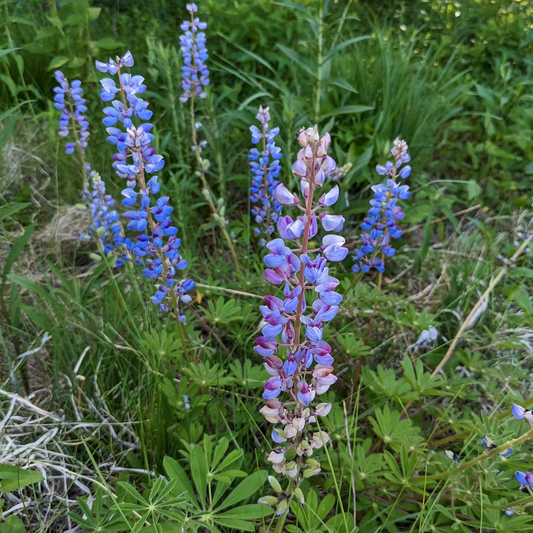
[2,0,533,532]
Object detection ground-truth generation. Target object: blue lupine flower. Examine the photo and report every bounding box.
[249,106,283,245]
[516,471,533,487]
[256,127,346,477]
[179,3,209,103]
[512,403,533,423]
[504,508,515,516]
[96,51,194,320]
[353,138,411,274]
[53,71,90,156]
[79,172,131,267]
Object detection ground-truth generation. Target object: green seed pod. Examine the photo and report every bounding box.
[268,475,283,494]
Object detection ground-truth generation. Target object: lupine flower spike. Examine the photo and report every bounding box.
[249,106,282,246]
[179,3,240,270]
[53,71,90,180]
[96,51,194,323]
[54,71,127,263]
[353,139,411,274]
[256,126,348,518]
[79,171,131,267]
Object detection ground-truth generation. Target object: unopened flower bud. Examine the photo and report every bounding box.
[294,487,305,504]
[268,476,283,494]
[258,496,278,505]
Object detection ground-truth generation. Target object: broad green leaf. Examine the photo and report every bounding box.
[48,56,69,71]
[218,470,268,511]
[87,7,102,21]
[0,515,26,533]
[97,37,124,50]
[211,518,256,531]
[190,445,208,506]
[216,504,274,520]
[116,481,148,505]
[163,457,198,509]
[0,464,44,492]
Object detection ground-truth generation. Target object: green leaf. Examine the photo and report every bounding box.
[48,56,69,71]
[2,223,36,285]
[216,504,274,520]
[0,48,21,58]
[277,45,315,78]
[513,287,533,316]
[96,37,124,50]
[8,275,56,305]
[0,464,44,492]
[218,470,268,511]
[163,457,198,509]
[322,35,371,65]
[87,7,102,21]
[0,116,16,150]
[321,105,374,118]
[190,445,208,506]
[0,203,31,222]
[0,515,26,533]
[329,78,358,94]
[116,481,148,505]
[466,180,482,199]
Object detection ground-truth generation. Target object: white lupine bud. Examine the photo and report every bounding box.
[292,417,305,432]
[294,487,305,504]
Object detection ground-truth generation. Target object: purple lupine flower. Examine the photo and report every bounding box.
[353,138,411,274]
[96,51,194,319]
[516,471,533,487]
[179,3,209,102]
[53,71,90,157]
[512,403,533,423]
[249,106,283,246]
[256,126,346,489]
[79,171,132,267]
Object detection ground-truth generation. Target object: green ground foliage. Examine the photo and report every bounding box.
[1,0,533,531]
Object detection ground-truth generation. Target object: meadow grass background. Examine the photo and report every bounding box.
[2,0,533,531]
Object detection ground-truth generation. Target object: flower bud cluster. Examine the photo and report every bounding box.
[53,71,90,156]
[249,106,283,246]
[96,51,194,320]
[256,126,348,501]
[353,138,411,274]
[79,171,132,267]
[179,3,209,102]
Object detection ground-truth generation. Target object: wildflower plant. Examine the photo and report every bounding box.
[353,139,411,274]
[179,3,240,270]
[95,51,194,324]
[255,126,348,524]
[249,105,283,246]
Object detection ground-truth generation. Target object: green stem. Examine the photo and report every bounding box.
[273,479,295,533]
